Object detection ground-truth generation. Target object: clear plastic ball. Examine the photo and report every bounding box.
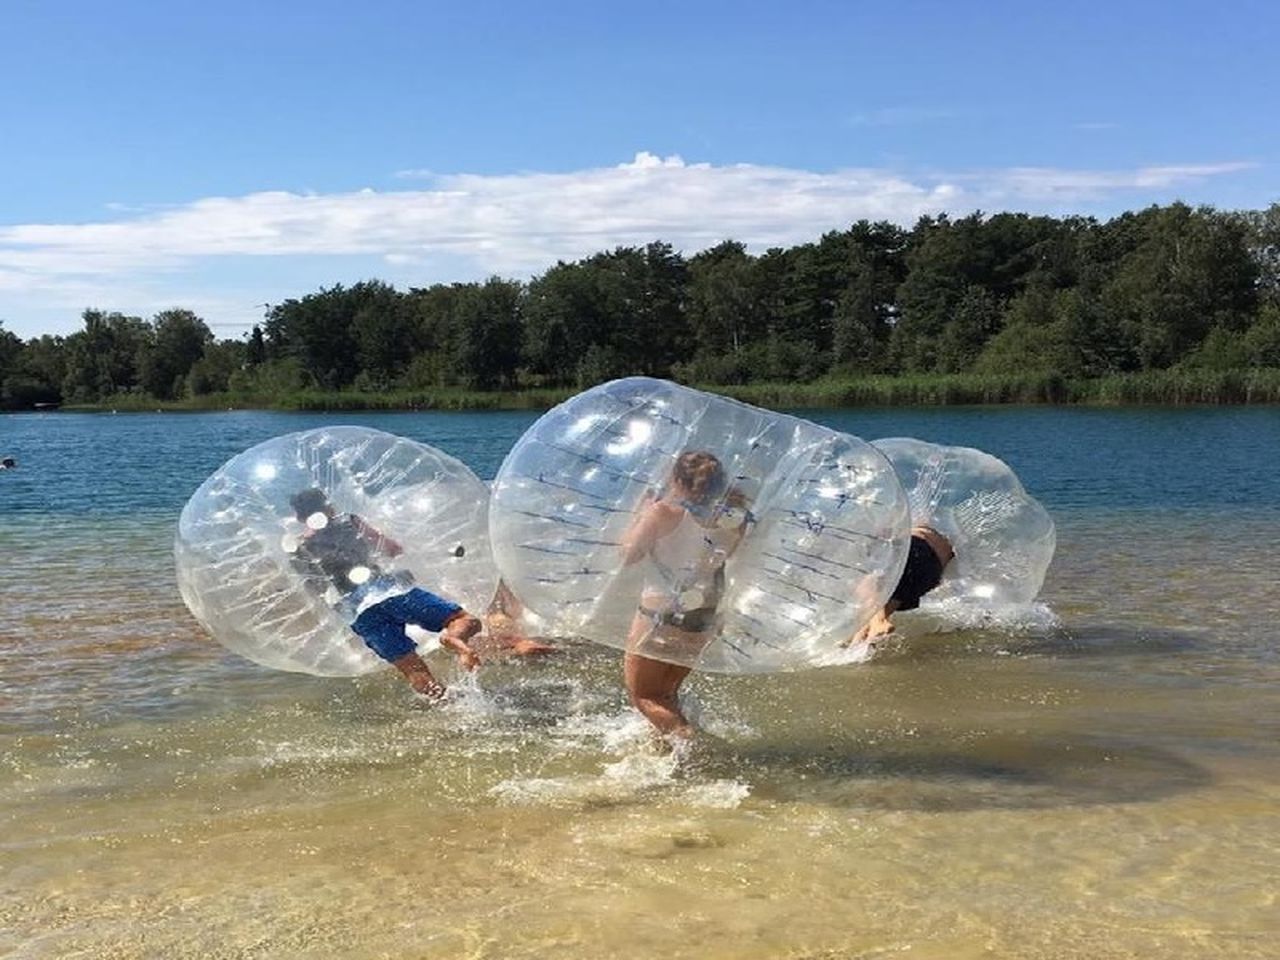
[872,437,1055,607]
[176,426,496,676]
[490,378,911,673]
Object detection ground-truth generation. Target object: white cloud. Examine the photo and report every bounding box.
[0,152,1262,335]
[961,162,1257,201]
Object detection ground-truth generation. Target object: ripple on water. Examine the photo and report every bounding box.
[3,410,1280,958]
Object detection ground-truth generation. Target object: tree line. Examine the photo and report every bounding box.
[2,201,1279,410]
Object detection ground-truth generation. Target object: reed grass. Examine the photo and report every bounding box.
[66,368,1280,413]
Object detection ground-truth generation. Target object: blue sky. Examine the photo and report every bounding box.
[2,0,1277,338]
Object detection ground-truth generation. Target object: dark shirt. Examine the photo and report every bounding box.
[295,515,383,594]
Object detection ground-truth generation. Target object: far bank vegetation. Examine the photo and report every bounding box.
[3,202,1280,410]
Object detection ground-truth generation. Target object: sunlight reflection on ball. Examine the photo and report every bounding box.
[176,426,496,676]
[872,437,1055,608]
[489,378,911,673]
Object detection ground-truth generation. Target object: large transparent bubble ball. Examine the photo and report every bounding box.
[176,426,497,676]
[490,378,911,673]
[872,437,1055,607]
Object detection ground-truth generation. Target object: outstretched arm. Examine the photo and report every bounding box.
[724,506,756,558]
[845,600,900,647]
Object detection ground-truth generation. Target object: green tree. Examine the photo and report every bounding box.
[61,310,150,402]
[976,288,1086,376]
[264,281,398,389]
[586,242,688,378]
[522,262,601,385]
[937,285,1002,373]
[1241,202,1280,306]
[750,247,816,377]
[1104,204,1258,369]
[687,241,755,356]
[452,278,524,390]
[352,294,419,389]
[187,339,246,395]
[0,322,21,381]
[246,325,267,366]
[892,215,976,371]
[830,257,879,371]
[3,334,65,408]
[1243,302,1280,366]
[0,323,30,409]
[138,308,213,399]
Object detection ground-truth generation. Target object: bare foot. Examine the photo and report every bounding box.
[439,615,483,671]
[392,651,447,699]
[483,612,557,657]
[410,676,446,701]
[647,726,695,756]
[506,637,557,656]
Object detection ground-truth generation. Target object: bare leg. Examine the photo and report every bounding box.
[483,611,557,656]
[439,612,483,671]
[391,651,446,700]
[624,652,695,739]
[493,580,525,619]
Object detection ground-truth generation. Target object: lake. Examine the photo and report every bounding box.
[2,406,1278,959]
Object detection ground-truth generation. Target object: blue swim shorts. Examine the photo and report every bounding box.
[351,587,463,662]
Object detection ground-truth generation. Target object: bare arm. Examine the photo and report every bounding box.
[725,509,755,558]
[845,599,900,647]
[620,498,680,566]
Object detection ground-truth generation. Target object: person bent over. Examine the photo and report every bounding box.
[288,488,483,700]
[352,586,483,701]
[849,525,954,647]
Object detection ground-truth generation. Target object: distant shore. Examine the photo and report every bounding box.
[52,368,1280,413]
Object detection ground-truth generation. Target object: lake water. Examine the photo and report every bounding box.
[2,407,1278,959]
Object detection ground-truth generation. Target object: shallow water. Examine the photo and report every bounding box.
[2,408,1278,958]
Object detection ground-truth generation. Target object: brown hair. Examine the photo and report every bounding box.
[290,488,330,521]
[672,450,726,504]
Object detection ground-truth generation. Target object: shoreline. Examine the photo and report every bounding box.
[42,368,1280,413]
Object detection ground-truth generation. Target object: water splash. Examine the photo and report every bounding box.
[914,598,1061,635]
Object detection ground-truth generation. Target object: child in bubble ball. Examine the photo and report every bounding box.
[287,488,486,700]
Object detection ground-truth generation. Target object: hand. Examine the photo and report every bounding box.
[841,609,895,648]
[455,646,482,671]
[840,622,871,648]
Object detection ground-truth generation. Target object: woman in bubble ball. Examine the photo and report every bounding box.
[619,451,753,740]
[288,488,486,700]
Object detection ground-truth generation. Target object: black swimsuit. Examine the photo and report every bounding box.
[890,535,946,611]
[639,567,726,632]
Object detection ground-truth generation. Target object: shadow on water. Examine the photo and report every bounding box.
[874,621,1205,664]
[703,733,1211,813]
[1021,623,1205,658]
